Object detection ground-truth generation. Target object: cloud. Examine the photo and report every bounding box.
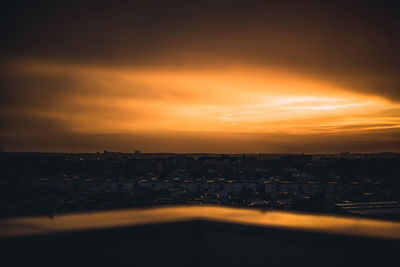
[0,109,67,133]
[1,1,399,101]
[1,1,400,152]
[1,59,399,136]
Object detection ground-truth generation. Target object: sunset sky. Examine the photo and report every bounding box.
[1,1,400,153]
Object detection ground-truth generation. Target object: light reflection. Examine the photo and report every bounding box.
[1,206,400,240]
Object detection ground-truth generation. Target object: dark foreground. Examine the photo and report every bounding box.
[1,206,399,267]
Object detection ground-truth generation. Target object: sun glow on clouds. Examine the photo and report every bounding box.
[7,60,400,136]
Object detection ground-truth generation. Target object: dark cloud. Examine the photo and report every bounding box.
[0,72,79,109]
[0,110,67,133]
[1,1,400,100]
[0,69,179,110]
[0,69,161,135]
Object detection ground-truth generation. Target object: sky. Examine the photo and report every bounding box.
[1,0,400,153]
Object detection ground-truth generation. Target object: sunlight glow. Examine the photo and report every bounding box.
[8,60,400,136]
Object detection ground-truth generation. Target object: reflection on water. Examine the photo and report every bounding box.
[1,206,400,239]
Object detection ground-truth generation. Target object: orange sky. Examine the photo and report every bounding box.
[1,60,400,153]
[6,60,400,135]
[1,1,400,152]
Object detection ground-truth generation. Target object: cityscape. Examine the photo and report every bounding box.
[1,1,400,266]
[2,151,399,220]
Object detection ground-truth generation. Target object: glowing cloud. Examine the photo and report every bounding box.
[5,60,399,135]
[1,60,400,152]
